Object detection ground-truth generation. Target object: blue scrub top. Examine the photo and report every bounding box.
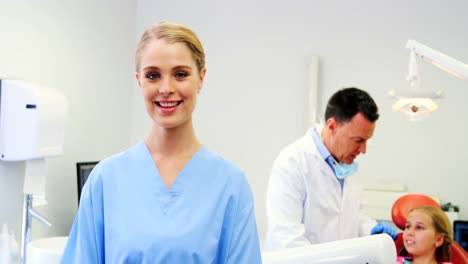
[61,142,262,263]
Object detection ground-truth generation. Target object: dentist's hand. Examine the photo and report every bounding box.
[371,222,398,240]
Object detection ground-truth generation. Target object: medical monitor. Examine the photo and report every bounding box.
[76,161,99,205]
[454,220,468,252]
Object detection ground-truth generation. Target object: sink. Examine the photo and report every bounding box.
[26,236,68,264]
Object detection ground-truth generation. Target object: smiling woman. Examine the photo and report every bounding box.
[134,22,206,135]
[136,37,204,131]
[60,21,262,264]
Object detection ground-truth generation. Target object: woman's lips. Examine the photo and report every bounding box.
[156,101,182,108]
[155,100,182,114]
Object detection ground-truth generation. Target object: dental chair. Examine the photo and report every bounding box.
[391,193,468,263]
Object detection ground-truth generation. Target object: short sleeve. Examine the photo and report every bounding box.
[226,176,262,263]
[61,169,105,264]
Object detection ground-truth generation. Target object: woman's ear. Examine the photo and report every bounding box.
[435,234,445,248]
[198,68,206,93]
[135,72,142,87]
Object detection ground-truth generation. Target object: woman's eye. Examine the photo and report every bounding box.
[146,73,160,80]
[175,72,188,79]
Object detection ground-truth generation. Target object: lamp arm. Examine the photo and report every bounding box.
[406,39,468,80]
[407,50,420,87]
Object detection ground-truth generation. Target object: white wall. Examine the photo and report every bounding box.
[131,0,468,240]
[0,0,136,241]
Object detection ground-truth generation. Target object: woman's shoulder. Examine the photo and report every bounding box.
[196,147,251,190]
[198,147,244,175]
[88,142,147,179]
[97,141,146,165]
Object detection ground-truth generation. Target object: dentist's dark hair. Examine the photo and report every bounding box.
[324,87,379,123]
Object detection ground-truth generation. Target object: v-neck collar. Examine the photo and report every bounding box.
[139,142,206,214]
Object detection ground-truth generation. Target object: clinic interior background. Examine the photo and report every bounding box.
[1,0,467,243]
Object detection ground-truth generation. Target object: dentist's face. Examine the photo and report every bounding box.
[327,112,375,164]
[403,210,444,258]
[136,38,206,129]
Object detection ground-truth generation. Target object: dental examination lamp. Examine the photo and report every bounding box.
[0,79,68,264]
[390,39,468,119]
[262,234,396,264]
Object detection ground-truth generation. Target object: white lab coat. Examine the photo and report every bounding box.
[264,128,377,251]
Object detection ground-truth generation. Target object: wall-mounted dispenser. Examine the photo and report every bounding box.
[0,79,68,161]
[0,79,68,264]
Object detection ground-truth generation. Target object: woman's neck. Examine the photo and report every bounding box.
[145,121,201,158]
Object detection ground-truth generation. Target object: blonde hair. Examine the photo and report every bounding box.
[400,206,453,262]
[135,21,205,72]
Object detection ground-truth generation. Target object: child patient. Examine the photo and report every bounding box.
[397,205,453,264]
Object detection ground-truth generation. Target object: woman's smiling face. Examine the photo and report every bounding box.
[136,38,205,129]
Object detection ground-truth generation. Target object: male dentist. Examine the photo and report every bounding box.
[264,87,396,250]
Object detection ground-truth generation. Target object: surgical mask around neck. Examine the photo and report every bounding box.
[331,159,358,179]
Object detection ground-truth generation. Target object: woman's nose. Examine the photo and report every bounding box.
[159,78,174,95]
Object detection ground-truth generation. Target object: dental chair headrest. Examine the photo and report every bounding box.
[391,193,440,229]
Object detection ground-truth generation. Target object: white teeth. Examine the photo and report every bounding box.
[159,102,178,107]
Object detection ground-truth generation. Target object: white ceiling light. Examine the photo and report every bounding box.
[389,40,468,121]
